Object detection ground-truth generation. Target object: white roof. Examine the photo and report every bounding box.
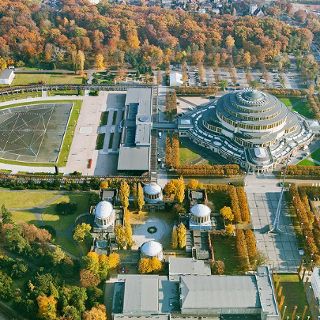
[95,201,113,219]
[143,182,162,195]
[190,204,211,218]
[254,147,267,158]
[140,240,163,257]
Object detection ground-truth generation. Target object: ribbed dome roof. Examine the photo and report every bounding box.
[143,182,162,196]
[140,240,163,257]
[190,204,211,218]
[95,201,113,219]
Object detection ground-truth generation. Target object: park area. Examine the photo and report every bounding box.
[279,96,315,119]
[9,73,83,86]
[0,189,93,256]
[298,148,320,166]
[273,273,311,319]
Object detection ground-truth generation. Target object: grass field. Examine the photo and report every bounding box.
[273,273,311,318]
[211,234,241,274]
[0,91,42,102]
[279,96,315,119]
[9,73,83,86]
[0,99,82,168]
[179,146,202,165]
[298,148,320,166]
[57,100,82,167]
[0,190,91,256]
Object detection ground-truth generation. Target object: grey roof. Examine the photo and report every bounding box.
[117,146,150,171]
[0,69,14,79]
[118,88,153,171]
[169,257,211,279]
[180,275,261,311]
[122,275,159,314]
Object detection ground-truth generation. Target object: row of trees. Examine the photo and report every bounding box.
[175,164,241,176]
[171,223,187,249]
[0,1,313,71]
[286,165,320,177]
[165,134,180,168]
[165,91,177,120]
[307,94,320,120]
[236,229,258,271]
[289,185,320,263]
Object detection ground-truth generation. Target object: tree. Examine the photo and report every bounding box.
[95,53,105,70]
[1,205,12,224]
[176,223,187,249]
[243,52,251,68]
[125,222,134,248]
[226,35,235,51]
[100,180,109,189]
[139,258,152,274]
[175,177,185,204]
[187,179,199,189]
[245,229,257,263]
[83,304,107,320]
[83,252,100,275]
[114,225,127,249]
[50,246,66,265]
[149,257,162,272]
[37,295,57,320]
[220,206,234,222]
[80,269,100,288]
[171,226,178,249]
[219,80,228,91]
[0,271,13,300]
[225,224,235,236]
[212,260,225,275]
[77,50,85,75]
[98,254,109,280]
[119,181,130,210]
[73,223,91,243]
[137,183,145,212]
[107,252,120,269]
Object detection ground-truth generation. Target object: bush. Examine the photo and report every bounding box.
[39,225,56,238]
[56,202,78,215]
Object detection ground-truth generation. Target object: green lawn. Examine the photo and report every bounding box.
[211,234,241,274]
[9,73,83,86]
[57,100,82,167]
[273,274,311,318]
[279,96,315,119]
[298,148,320,166]
[0,190,91,256]
[0,91,42,102]
[179,144,204,165]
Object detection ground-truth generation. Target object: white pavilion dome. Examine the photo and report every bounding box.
[95,201,114,219]
[190,204,211,218]
[140,240,163,257]
[143,182,162,196]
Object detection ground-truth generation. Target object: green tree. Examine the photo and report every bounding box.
[0,271,13,300]
[50,246,66,265]
[1,204,12,224]
[73,223,91,243]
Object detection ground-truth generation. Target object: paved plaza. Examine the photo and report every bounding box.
[245,175,301,272]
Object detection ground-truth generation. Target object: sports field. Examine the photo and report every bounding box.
[0,103,72,163]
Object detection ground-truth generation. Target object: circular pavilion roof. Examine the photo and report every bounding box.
[190,204,211,218]
[143,182,162,196]
[140,240,163,257]
[95,201,113,219]
[215,88,289,128]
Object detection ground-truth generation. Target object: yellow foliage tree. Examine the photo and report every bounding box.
[95,53,105,70]
[225,224,235,236]
[149,257,162,272]
[177,223,187,249]
[139,257,152,274]
[220,206,234,222]
[137,183,145,212]
[187,179,199,189]
[175,177,185,204]
[83,304,107,320]
[100,180,109,189]
[119,181,130,209]
[37,295,57,320]
[171,225,178,249]
[107,252,120,269]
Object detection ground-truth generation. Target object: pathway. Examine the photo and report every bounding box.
[245,174,301,272]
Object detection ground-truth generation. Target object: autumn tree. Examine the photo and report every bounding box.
[83,304,107,320]
[187,179,200,190]
[137,183,145,212]
[80,269,100,288]
[171,225,178,249]
[138,257,162,273]
[95,53,105,70]
[226,35,235,52]
[107,252,120,269]
[37,295,57,320]
[73,223,91,243]
[225,224,235,236]
[76,50,85,75]
[245,229,257,264]
[176,223,187,249]
[119,181,130,210]
[220,206,234,222]
[175,177,185,204]
[212,260,225,275]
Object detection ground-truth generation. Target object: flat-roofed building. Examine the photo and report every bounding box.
[0,69,15,85]
[111,266,280,320]
[117,87,153,173]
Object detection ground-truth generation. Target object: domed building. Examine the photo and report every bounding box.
[140,240,163,261]
[94,200,115,230]
[189,204,213,230]
[178,89,314,172]
[143,182,163,203]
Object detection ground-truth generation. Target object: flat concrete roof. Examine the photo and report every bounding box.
[180,275,260,311]
[169,257,211,280]
[117,146,150,171]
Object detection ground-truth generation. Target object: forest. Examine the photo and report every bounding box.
[0,0,315,73]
